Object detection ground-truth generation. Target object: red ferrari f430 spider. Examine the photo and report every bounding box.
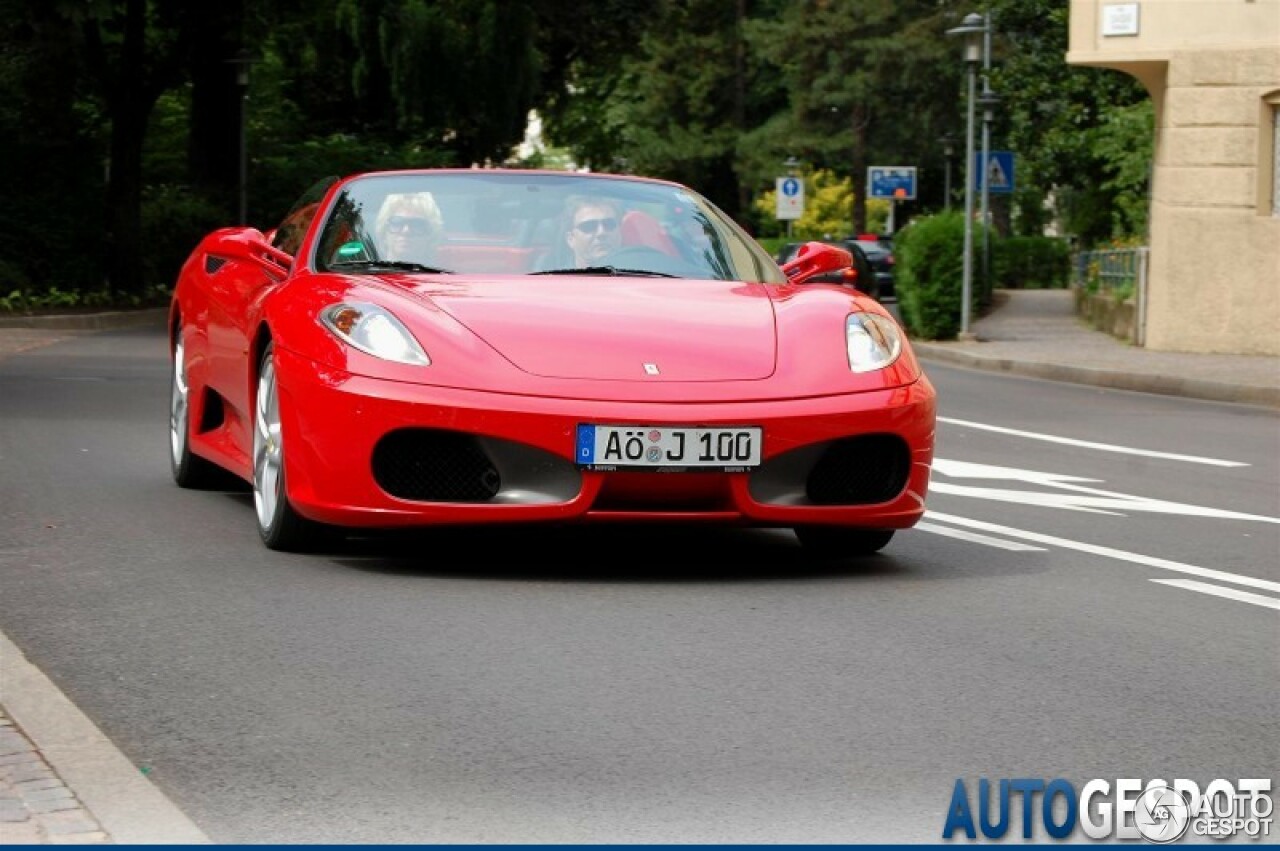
[168,169,935,554]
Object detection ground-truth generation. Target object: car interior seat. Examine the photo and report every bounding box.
[620,210,679,257]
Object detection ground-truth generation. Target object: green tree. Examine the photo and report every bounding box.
[1091,100,1154,239]
[561,0,788,220]
[0,0,105,292]
[333,0,542,166]
[988,0,1151,244]
[746,0,958,234]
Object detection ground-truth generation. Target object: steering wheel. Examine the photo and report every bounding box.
[604,244,699,276]
[605,245,672,264]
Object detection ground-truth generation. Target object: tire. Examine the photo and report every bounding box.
[794,526,895,558]
[170,328,224,488]
[252,343,338,552]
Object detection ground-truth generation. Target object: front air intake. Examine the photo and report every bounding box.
[805,434,911,505]
[372,429,500,502]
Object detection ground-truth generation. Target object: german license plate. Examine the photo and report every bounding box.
[575,424,762,472]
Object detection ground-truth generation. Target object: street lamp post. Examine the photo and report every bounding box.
[947,13,986,340]
[978,88,1000,305]
[228,49,257,225]
[938,134,956,210]
[978,10,997,306]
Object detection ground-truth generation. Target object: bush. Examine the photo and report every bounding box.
[894,211,979,341]
[141,184,228,290]
[993,236,1070,289]
[755,236,788,258]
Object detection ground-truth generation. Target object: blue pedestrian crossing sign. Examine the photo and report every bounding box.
[975,151,1015,194]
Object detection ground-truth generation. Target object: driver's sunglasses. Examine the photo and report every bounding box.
[574,217,618,236]
[386,215,429,235]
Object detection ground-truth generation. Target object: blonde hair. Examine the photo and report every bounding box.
[375,192,444,241]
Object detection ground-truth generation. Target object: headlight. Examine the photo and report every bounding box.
[845,312,902,373]
[320,302,430,366]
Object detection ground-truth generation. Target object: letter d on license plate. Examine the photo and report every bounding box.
[576,424,762,471]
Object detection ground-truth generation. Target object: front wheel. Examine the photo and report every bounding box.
[253,343,337,551]
[170,328,223,488]
[794,526,895,558]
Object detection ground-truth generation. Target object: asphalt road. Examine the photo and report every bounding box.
[1,326,1276,843]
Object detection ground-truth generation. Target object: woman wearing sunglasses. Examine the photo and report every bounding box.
[374,191,444,264]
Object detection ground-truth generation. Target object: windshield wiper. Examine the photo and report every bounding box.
[531,266,677,278]
[330,260,452,274]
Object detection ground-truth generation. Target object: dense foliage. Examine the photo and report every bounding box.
[894,211,976,341]
[993,236,1071,289]
[0,0,1154,309]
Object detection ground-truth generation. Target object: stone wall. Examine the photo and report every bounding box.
[1075,287,1137,343]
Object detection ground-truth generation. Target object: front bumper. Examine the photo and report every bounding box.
[274,347,936,529]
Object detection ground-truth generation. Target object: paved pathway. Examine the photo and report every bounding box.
[0,712,110,844]
[910,289,1280,407]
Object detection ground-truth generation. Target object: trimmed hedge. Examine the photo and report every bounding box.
[993,236,1070,289]
[894,211,979,341]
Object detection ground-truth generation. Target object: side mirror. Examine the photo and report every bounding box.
[779,241,852,284]
[206,227,293,279]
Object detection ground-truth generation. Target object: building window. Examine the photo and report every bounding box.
[1261,91,1280,217]
[1273,104,1280,217]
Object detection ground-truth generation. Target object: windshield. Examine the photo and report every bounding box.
[854,241,890,259]
[312,171,784,283]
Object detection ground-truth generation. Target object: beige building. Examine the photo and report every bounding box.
[1068,0,1280,355]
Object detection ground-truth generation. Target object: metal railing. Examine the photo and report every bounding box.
[1073,247,1149,346]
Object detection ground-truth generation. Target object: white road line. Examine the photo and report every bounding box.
[915,521,1047,551]
[924,511,1280,595]
[937,417,1249,468]
[1150,579,1280,611]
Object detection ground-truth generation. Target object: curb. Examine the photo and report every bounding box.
[0,631,210,844]
[913,343,1280,409]
[0,308,168,331]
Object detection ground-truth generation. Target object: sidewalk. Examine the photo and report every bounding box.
[0,631,209,844]
[910,289,1280,408]
[0,293,1276,844]
[0,308,208,844]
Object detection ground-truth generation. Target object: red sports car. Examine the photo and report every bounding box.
[168,169,935,554]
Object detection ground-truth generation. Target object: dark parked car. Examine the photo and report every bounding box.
[774,239,881,300]
[850,237,896,301]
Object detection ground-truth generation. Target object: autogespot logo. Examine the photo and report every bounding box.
[1133,785,1192,843]
[942,777,1273,842]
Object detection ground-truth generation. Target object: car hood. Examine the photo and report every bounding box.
[403,276,777,382]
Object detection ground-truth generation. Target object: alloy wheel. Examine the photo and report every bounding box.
[253,357,284,532]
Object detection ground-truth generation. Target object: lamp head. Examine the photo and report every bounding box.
[946,12,987,64]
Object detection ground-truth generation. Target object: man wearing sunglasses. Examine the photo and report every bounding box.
[565,198,622,268]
